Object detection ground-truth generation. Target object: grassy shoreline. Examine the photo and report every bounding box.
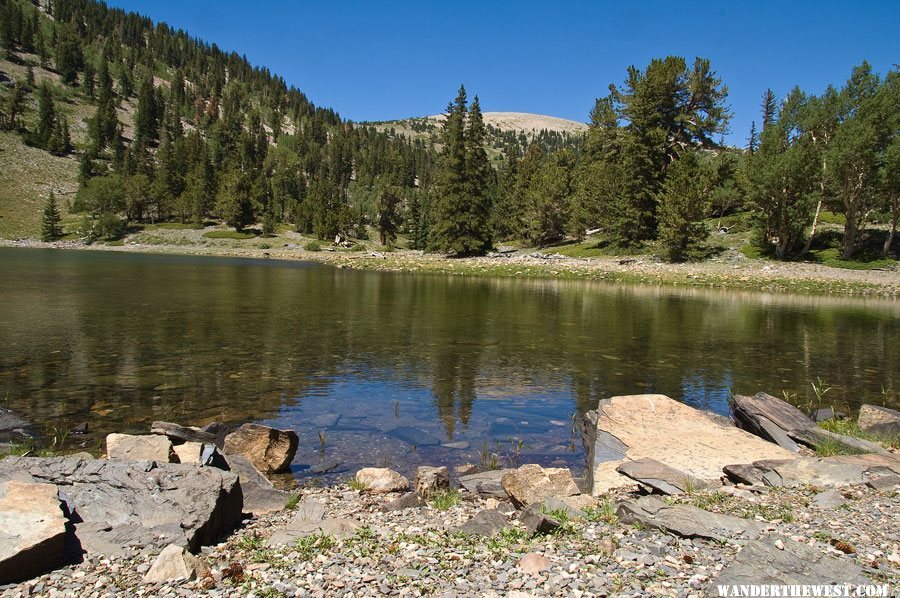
[2,237,898,298]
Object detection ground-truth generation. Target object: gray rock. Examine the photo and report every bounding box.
[616,458,710,494]
[200,422,230,448]
[733,457,872,488]
[223,424,299,474]
[540,496,583,520]
[355,468,409,493]
[707,537,870,593]
[787,427,887,455]
[379,492,424,512]
[223,454,291,515]
[0,481,67,584]
[811,489,846,509]
[441,441,470,450]
[459,470,509,498]
[0,408,33,442]
[616,496,764,542]
[518,505,560,536]
[292,498,326,522]
[455,510,510,537]
[150,422,217,444]
[310,414,341,428]
[857,404,900,435]
[142,543,209,583]
[387,426,440,447]
[0,456,242,556]
[106,433,175,462]
[414,466,449,498]
[867,474,900,491]
[267,518,360,546]
[308,459,341,474]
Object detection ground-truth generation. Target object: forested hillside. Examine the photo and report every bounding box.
[0,0,897,265]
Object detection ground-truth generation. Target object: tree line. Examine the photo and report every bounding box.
[1,0,897,260]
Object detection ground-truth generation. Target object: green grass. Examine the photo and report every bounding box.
[145,222,203,230]
[347,478,369,491]
[202,230,257,240]
[582,499,618,525]
[818,418,900,450]
[429,489,461,511]
[808,248,898,271]
[284,493,301,510]
[304,240,322,252]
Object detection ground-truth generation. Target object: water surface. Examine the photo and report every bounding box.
[1,248,897,480]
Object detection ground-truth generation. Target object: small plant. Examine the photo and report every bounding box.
[393,399,400,418]
[304,240,321,252]
[541,507,578,536]
[348,477,369,491]
[235,534,265,551]
[807,377,832,414]
[349,243,367,252]
[506,438,525,468]
[429,489,461,511]
[295,533,337,560]
[317,429,326,453]
[284,493,301,510]
[689,491,731,510]
[813,437,865,457]
[583,499,618,525]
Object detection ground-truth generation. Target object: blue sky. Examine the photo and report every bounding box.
[106,1,899,147]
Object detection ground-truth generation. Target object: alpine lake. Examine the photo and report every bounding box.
[1,247,898,483]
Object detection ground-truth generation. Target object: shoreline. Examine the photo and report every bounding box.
[2,238,898,298]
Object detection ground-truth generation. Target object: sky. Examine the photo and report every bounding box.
[105,0,899,147]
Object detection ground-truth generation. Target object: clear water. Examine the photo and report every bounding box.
[1,248,897,481]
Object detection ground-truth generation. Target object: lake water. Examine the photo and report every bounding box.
[1,248,898,481]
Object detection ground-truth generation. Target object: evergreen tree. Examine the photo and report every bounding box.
[47,114,71,155]
[761,89,778,129]
[658,151,711,262]
[524,149,574,247]
[217,168,253,231]
[41,191,62,241]
[34,81,55,147]
[747,121,758,154]
[81,60,95,98]
[462,95,493,251]
[55,26,82,86]
[375,187,402,246]
[133,76,158,145]
[3,82,25,131]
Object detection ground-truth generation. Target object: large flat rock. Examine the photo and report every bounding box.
[0,456,242,556]
[583,395,795,494]
[725,455,899,487]
[616,496,764,542]
[707,537,870,593]
[0,481,67,584]
[223,454,291,516]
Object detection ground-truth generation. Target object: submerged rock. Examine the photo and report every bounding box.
[223,423,298,474]
[0,481,67,584]
[387,426,440,447]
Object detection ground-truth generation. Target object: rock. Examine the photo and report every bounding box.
[539,496,583,520]
[106,433,176,462]
[518,505,561,535]
[380,492,425,512]
[500,464,579,507]
[867,474,900,491]
[708,537,870,591]
[0,481,67,584]
[813,407,845,422]
[583,395,794,494]
[517,553,551,575]
[455,510,510,537]
[355,468,409,493]
[442,441,470,450]
[729,457,874,488]
[811,489,846,509]
[616,496,764,542]
[787,427,887,455]
[0,408,33,442]
[459,470,508,498]
[200,422,230,448]
[0,456,242,556]
[142,543,209,583]
[150,421,217,444]
[267,518,360,546]
[616,458,710,495]
[414,466,449,497]
[310,414,341,428]
[308,459,342,474]
[292,498,326,522]
[454,463,479,476]
[224,454,291,515]
[857,404,900,435]
[173,441,204,464]
[387,426,440,447]
[827,453,900,475]
[222,423,298,474]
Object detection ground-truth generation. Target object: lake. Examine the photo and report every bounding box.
[1,248,898,481]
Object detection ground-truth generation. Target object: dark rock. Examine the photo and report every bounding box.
[200,422,231,448]
[150,421,217,444]
[858,404,900,435]
[0,456,242,556]
[455,510,510,537]
[223,454,290,516]
[458,470,508,498]
[707,538,870,591]
[0,408,33,442]
[867,474,900,491]
[616,458,710,495]
[724,457,873,488]
[616,496,763,542]
[70,422,88,435]
[387,426,440,447]
[414,466,449,497]
[380,492,425,512]
[518,505,560,535]
[308,459,341,474]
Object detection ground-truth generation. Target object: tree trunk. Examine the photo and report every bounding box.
[841,208,857,260]
[802,197,824,255]
[884,209,898,257]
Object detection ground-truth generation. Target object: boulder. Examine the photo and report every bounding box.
[517,553,551,575]
[414,466,449,497]
[707,537,870,591]
[0,408,33,443]
[267,518,360,546]
[223,454,291,515]
[173,441,204,464]
[616,458,710,495]
[583,395,794,494]
[867,474,900,491]
[150,421,217,445]
[857,404,900,435]
[616,496,764,542]
[380,492,425,512]
[500,464,579,508]
[0,456,242,556]
[0,481,67,584]
[459,470,509,497]
[518,505,561,536]
[222,424,298,474]
[142,543,209,583]
[355,468,409,493]
[811,489,846,509]
[725,457,877,488]
[455,510,510,537]
[106,433,176,462]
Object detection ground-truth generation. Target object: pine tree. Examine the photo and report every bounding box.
[658,151,711,262]
[81,60,95,98]
[747,121,758,154]
[55,26,82,86]
[3,82,25,131]
[462,95,493,252]
[35,81,56,147]
[376,187,402,246]
[41,191,62,241]
[133,76,158,146]
[761,89,777,129]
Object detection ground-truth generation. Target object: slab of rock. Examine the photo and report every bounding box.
[583,395,794,494]
[150,422,217,444]
[540,496,584,520]
[0,481,67,584]
[442,441,470,450]
[267,518,360,546]
[223,424,298,474]
[811,489,846,509]
[731,457,871,488]
[308,459,342,474]
[518,505,561,536]
[142,543,209,583]
[106,433,175,462]
[200,422,231,448]
[173,441,204,464]
[517,553,551,574]
[500,464,579,507]
[387,426,440,447]
[380,492,425,512]
[459,470,509,498]
[857,404,900,435]
[0,456,242,556]
[707,537,870,592]
[616,496,763,542]
[827,452,900,475]
[292,498,326,522]
[616,458,710,495]
[414,466,449,497]
[355,468,409,493]
[223,454,291,515]
[867,474,900,491]
[787,426,887,455]
[455,510,510,537]
[310,413,341,428]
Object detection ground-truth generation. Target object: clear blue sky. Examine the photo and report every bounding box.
[106,0,899,146]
